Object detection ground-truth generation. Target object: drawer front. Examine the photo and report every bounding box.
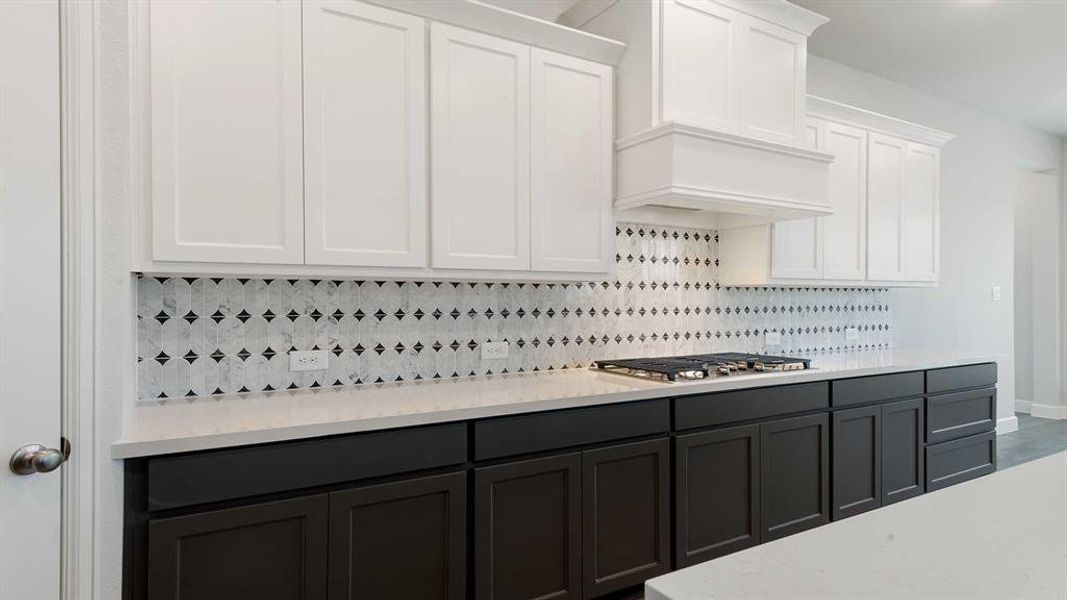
[831,371,923,408]
[474,399,669,461]
[926,431,996,492]
[147,423,468,511]
[926,387,996,444]
[674,382,829,431]
[926,363,997,394]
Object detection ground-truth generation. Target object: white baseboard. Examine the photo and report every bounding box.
[1030,403,1067,420]
[1015,399,1032,414]
[996,415,1019,435]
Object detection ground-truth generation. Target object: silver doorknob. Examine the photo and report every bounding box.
[9,439,70,476]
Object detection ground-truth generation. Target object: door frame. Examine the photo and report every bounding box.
[58,1,97,598]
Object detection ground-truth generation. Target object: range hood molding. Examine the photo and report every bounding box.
[614,121,834,229]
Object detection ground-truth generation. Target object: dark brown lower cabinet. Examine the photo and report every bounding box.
[475,453,582,600]
[328,472,466,600]
[675,425,760,567]
[147,495,328,600]
[831,405,882,520]
[582,438,670,598]
[882,398,925,505]
[761,413,830,541]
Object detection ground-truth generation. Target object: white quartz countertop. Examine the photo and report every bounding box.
[112,349,999,459]
[646,452,1067,600]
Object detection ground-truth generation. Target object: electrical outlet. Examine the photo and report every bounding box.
[845,327,859,341]
[991,286,1002,302]
[481,341,509,360]
[289,350,329,372]
[764,331,782,346]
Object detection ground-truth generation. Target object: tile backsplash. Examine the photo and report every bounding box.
[137,224,891,399]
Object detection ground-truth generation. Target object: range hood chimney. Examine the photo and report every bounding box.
[561,0,833,229]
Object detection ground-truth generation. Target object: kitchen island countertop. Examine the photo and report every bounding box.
[112,349,1000,459]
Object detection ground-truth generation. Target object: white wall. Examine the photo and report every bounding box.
[1014,184,1034,405]
[808,55,1064,432]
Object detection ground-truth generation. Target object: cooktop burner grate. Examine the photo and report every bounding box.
[594,352,811,382]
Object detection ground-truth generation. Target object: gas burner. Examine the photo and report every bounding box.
[594,353,811,382]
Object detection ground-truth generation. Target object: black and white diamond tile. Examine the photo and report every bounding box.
[136,223,891,399]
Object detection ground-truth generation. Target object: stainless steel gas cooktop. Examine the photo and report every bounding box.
[594,352,811,382]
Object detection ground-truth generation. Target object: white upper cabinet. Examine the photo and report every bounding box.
[303,0,428,268]
[430,23,531,271]
[738,18,806,146]
[771,119,824,280]
[149,0,304,264]
[866,132,907,281]
[901,142,940,281]
[820,121,868,280]
[530,49,614,273]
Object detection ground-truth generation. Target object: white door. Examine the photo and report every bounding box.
[821,122,868,281]
[738,17,806,146]
[901,142,940,281]
[771,119,823,279]
[303,0,428,268]
[867,132,907,281]
[430,24,531,271]
[1,1,64,598]
[530,49,614,273]
[150,0,304,264]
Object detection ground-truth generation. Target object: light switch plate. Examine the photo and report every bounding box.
[765,331,782,346]
[481,341,509,360]
[991,286,1002,302]
[289,350,329,372]
[845,327,859,341]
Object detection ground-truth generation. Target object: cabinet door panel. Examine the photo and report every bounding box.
[882,398,925,505]
[530,49,614,273]
[431,24,530,270]
[831,405,881,520]
[661,0,740,132]
[772,119,822,279]
[475,453,581,600]
[760,413,829,541]
[150,0,303,264]
[676,425,761,567]
[147,495,328,600]
[822,122,868,280]
[902,142,940,281]
[739,17,805,145]
[303,0,427,267]
[329,472,465,600]
[583,439,670,597]
[867,133,906,280]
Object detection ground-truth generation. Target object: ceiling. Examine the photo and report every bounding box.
[773,0,1067,136]
[492,0,1067,136]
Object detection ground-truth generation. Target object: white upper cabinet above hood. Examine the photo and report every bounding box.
[562,0,834,229]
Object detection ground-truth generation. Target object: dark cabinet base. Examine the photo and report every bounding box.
[926,431,997,492]
[761,413,830,541]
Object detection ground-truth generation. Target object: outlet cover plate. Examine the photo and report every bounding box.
[845,328,859,341]
[765,331,782,346]
[289,350,329,372]
[481,341,509,360]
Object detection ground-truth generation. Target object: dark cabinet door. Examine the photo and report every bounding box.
[831,405,882,520]
[675,425,760,567]
[760,413,829,542]
[147,495,328,600]
[328,472,466,600]
[475,453,582,600]
[882,398,925,505]
[582,438,670,598]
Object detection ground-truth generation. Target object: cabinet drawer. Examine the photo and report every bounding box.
[674,382,829,431]
[926,387,996,444]
[474,400,669,461]
[926,431,996,492]
[926,363,996,394]
[146,423,467,511]
[831,371,923,408]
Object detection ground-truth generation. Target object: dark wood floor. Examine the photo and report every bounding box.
[997,413,1067,470]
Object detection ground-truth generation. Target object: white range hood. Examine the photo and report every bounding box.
[562,0,834,229]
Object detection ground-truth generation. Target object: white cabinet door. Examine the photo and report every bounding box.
[303,0,427,268]
[738,17,806,146]
[866,132,907,280]
[530,49,614,273]
[901,142,940,281]
[771,119,823,279]
[431,24,531,271]
[821,122,868,280]
[150,0,303,264]
[661,0,741,133]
